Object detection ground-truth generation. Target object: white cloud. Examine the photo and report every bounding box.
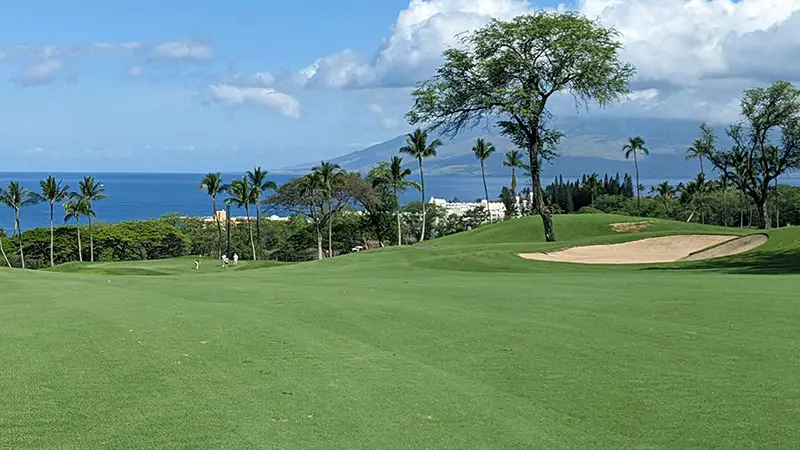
[14,60,63,86]
[150,40,213,60]
[208,84,301,119]
[380,118,400,129]
[272,0,800,121]
[367,103,383,113]
[128,66,142,77]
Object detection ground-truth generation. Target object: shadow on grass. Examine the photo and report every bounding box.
[643,250,800,275]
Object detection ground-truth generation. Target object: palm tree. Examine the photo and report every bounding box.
[226,176,257,260]
[64,195,93,263]
[586,173,601,206]
[200,173,225,257]
[653,181,675,215]
[502,150,524,194]
[246,167,278,260]
[472,138,496,222]
[0,227,10,268]
[312,161,342,258]
[399,128,442,242]
[36,176,71,267]
[371,156,420,246]
[622,136,649,210]
[0,181,42,269]
[685,139,712,179]
[78,177,106,263]
[300,172,325,260]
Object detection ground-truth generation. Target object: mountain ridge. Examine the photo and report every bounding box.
[278,116,717,179]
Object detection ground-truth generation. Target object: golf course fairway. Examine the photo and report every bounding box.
[2,214,799,449]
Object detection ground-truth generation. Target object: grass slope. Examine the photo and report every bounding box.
[2,214,800,449]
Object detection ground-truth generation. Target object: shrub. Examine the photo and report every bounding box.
[577,206,603,214]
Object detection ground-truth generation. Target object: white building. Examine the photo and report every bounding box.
[429,197,508,222]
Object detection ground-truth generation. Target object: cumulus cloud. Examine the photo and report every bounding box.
[367,103,383,114]
[14,60,63,86]
[208,84,301,119]
[258,0,800,122]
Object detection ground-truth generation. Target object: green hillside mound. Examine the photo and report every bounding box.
[433,213,747,246]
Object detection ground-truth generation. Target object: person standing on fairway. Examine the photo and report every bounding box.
[233,252,239,266]
[194,255,201,270]
[221,254,228,268]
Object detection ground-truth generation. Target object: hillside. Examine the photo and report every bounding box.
[280,116,715,177]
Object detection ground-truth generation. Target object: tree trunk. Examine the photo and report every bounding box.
[213,195,222,257]
[246,205,256,260]
[756,197,772,229]
[419,159,426,242]
[481,161,490,222]
[633,151,640,210]
[316,223,323,260]
[0,234,10,268]
[722,189,728,227]
[395,187,402,246]
[528,143,555,242]
[255,204,261,260]
[50,203,55,267]
[226,210,231,256]
[77,221,83,262]
[775,178,780,228]
[15,210,25,269]
[511,167,517,194]
[328,196,333,258]
[88,215,94,263]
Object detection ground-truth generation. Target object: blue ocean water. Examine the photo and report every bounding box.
[1,172,797,233]
[0,172,514,232]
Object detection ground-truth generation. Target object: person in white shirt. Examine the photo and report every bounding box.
[233,253,239,266]
[221,254,228,268]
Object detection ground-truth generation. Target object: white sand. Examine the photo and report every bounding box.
[519,234,767,264]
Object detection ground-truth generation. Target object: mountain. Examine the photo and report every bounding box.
[280,116,717,179]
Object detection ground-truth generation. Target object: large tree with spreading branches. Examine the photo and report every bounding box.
[407,12,634,241]
[705,80,800,229]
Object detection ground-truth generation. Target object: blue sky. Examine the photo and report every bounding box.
[1,0,797,172]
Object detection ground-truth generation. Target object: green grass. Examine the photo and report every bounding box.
[2,214,799,448]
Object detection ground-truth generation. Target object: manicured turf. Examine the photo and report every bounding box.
[2,215,799,448]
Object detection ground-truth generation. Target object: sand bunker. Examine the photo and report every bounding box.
[610,221,652,233]
[519,234,768,264]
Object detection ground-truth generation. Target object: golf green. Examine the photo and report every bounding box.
[2,214,799,449]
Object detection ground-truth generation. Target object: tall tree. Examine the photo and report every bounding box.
[407,12,634,242]
[267,173,372,260]
[686,138,712,179]
[586,173,600,206]
[399,128,441,242]
[369,156,420,246]
[472,138,496,221]
[246,167,278,259]
[200,172,225,257]
[0,226,10,268]
[502,150,524,194]
[36,176,71,267]
[0,182,41,269]
[652,181,675,215]
[64,195,94,263]
[706,81,800,229]
[622,136,649,209]
[78,177,106,263]
[312,161,343,257]
[226,176,257,260]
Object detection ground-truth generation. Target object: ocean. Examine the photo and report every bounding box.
[1,172,798,233]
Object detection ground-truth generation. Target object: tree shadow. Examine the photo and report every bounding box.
[642,250,800,275]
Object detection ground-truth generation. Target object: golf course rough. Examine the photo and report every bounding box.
[2,214,799,449]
